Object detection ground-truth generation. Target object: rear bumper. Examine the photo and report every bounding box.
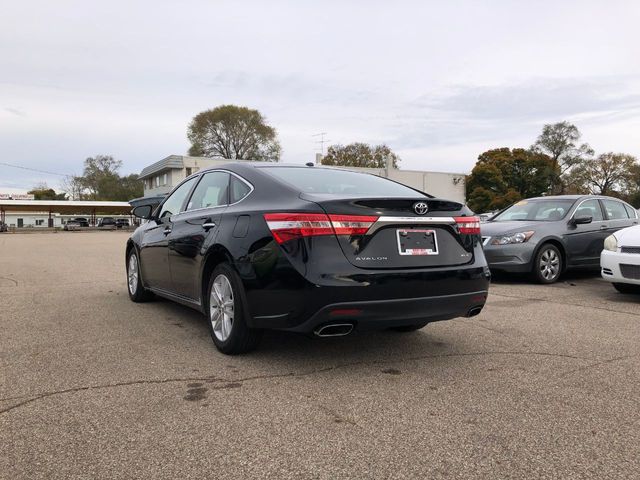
[246,264,491,333]
[283,290,489,334]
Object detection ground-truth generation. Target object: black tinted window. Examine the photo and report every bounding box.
[230,176,252,203]
[262,167,425,197]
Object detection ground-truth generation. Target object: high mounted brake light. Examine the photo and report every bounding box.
[264,213,379,244]
[454,216,481,235]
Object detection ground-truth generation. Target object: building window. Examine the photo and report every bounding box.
[35,219,44,226]
[162,173,168,185]
[186,167,192,176]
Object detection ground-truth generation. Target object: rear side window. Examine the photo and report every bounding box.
[186,171,230,211]
[230,175,252,203]
[624,204,638,219]
[602,199,629,220]
[262,167,425,197]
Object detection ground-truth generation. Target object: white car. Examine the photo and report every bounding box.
[601,224,640,294]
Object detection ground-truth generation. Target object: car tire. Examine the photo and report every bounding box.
[390,323,428,332]
[206,263,262,355]
[126,249,154,302]
[612,282,640,294]
[532,244,562,284]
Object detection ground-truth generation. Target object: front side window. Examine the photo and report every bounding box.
[186,171,230,211]
[602,200,629,220]
[158,176,198,219]
[573,199,603,222]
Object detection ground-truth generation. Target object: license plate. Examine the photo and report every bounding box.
[396,229,438,256]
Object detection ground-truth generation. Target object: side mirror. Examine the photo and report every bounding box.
[572,215,593,225]
[132,205,154,220]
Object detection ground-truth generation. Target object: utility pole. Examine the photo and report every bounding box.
[312,132,329,155]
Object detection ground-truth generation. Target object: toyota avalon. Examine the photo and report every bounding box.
[126,163,490,354]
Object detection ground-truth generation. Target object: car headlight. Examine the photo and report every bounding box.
[603,235,618,252]
[491,231,535,245]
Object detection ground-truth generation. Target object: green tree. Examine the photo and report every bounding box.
[76,155,143,201]
[28,183,67,200]
[466,148,555,212]
[566,153,639,197]
[187,105,281,161]
[321,143,400,168]
[531,121,593,193]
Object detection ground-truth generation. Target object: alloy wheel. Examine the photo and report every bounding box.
[210,274,235,342]
[128,254,138,295]
[539,248,560,281]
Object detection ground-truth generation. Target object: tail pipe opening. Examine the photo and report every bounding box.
[467,306,483,317]
[314,323,354,337]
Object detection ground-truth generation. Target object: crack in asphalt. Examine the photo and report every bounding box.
[0,349,592,415]
[491,292,640,317]
[555,354,638,380]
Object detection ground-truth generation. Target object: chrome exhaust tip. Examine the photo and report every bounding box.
[314,323,354,337]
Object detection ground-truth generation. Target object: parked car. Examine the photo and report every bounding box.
[481,195,638,283]
[63,220,80,231]
[98,217,116,228]
[115,219,130,228]
[601,224,640,294]
[126,163,490,354]
[69,217,89,227]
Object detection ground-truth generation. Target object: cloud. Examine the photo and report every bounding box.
[4,107,26,117]
[389,76,640,150]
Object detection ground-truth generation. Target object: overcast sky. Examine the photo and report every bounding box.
[1,0,639,191]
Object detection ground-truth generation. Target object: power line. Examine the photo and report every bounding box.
[0,162,71,177]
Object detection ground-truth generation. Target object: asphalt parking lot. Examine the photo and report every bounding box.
[1,232,639,479]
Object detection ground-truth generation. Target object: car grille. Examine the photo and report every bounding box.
[620,264,640,280]
[621,246,640,254]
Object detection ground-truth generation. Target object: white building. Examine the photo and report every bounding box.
[139,155,467,203]
[0,200,133,228]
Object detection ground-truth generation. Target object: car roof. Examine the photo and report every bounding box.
[526,194,625,202]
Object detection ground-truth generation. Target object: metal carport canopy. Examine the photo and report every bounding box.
[0,200,132,215]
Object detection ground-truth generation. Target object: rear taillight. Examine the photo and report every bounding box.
[264,213,379,244]
[454,216,481,235]
[263,213,333,244]
[328,215,378,235]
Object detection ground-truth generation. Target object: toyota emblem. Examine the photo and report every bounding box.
[413,202,429,215]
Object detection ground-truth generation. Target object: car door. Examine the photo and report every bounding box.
[564,199,607,266]
[168,171,231,300]
[139,176,199,291]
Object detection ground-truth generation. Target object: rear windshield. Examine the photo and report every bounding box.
[261,167,426,197]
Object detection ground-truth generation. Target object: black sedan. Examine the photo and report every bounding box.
[481,195,638,283]
[126,163,490,354]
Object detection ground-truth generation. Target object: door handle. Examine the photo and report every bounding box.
[163,227,172,235]
[202,222,216,230]
[600,225,608,229]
